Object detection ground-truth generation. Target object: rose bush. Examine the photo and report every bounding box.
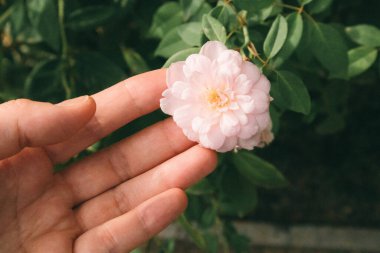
[1,0,380,252]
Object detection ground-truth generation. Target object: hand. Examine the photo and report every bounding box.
[0,69,217,253]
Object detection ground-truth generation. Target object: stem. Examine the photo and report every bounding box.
[178,215,207,251]
[275,2,302,12]
[58,0,71,99]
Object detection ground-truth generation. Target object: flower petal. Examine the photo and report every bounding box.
[238,134,261,150]
[237,95,255,113]
[238,115,259,138]
[251,89,270,114]
[220,112,240,137]
[217,136,237,152]
[167,61,186,87]
[254,75,270,93]
[183,54,212,78]
[173,105,194,129]
[235,74,253,95]
[200,41,228,60]
[200,125,225,150]
[241,61,261,85]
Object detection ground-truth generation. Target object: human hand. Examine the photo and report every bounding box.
[0,69,217,252]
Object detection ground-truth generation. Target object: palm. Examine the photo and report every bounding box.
[0,70,216,253]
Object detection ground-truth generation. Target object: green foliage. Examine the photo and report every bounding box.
[1,0,380,252]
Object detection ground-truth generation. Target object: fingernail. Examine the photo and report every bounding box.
[57,95,89,107]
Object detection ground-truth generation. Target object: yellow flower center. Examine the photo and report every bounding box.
[207,88,230,109]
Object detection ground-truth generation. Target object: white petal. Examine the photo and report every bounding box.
[160,90,183,115]
[167,61,186,87]
[217,136,238,152]
[173,105,194,129]
[199,125,225,150]
[220,112,240,137]
[200,41,228,60]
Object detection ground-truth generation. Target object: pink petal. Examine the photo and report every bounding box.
[238,134,261,150]
[160,90,183,115]
[217,136,238,152]
[183,54,212,78]
[237,95,255,113]
[235,74,253,95]
[173,105,193,129]
[238,115,259,138]
[241,61,261,85]
[251,89,270,114]
[167,61,186,87]
[200,125,225,150]
[220,112,240,137]
[200,41,228,60]
[255,112,271,130]
[254,75,270,94]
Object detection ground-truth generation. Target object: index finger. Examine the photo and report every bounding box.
[46,69,167,164]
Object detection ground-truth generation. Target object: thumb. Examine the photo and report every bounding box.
[0,96,96,160]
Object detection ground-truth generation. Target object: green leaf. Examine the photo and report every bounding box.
[234,0,274,20]
[271,12,303,68]
[148,2,183,39]
[202,14,227,43]
[298,0,313,6]
[316,113,345,135]
[307,0,333,14]
[155,28,192,58]
[209,4,231,27]
[310,21,348,78]
[219,167,258,217]
[24,58,62,100]
[180,0,204,21]
[271,70,311,114]
[348,46,378,78]
[26,0,60,51]
[10,0,26,37]
[263,15,288,59]
[232,151,288,188]
[67,5,116,31]
[75,52,125,90]
[187,179,214,195]
[122,48,149,75]
[163,47,199,68]
[178,22,203,46]
[345,24,380,47]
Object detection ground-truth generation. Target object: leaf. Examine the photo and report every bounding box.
[155,28,192,58]
[180,0,204,21]
[163,47,200,68]
[26,0,60,51]
[75,52,125,90]
[345,24,380,47]
[271,12,303,68]
[148,2,183,39]
[298,0,313,5]
[10,0,26,37]
[178,22,203,46]
[316,114,345,135]
[234,0,274,20]
[187,179,214,195]
[263,15,288,59]
[218,167,258,217]
[271,70,311,114]
[232,151,288,188]
[122,48,149,75]
[209,4,231,27]
[310,21,348,78]
[202,14,227,43]
[348,46,378,78]
[67,5,116,31]
[307,0,333,14]
[24,58,62,100]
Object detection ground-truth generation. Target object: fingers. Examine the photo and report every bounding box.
[74,146,217,231]
[74,188,187,253]
[59,118,194,205]
[0,96,96,160]
[46,69,167,163]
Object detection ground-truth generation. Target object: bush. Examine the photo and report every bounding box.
[1,0,380,252]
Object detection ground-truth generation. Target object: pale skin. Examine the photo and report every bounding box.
[0,69,217,252]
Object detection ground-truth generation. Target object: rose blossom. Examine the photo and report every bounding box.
[160,41,272,152]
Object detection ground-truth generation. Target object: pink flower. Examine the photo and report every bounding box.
[160,41,272,152]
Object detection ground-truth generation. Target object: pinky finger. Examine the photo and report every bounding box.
[73,188,187,253]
